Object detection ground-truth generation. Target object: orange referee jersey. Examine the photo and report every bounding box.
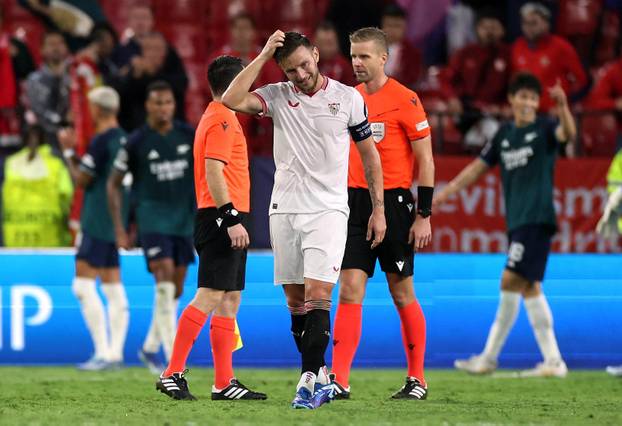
[348,78,431,189]
[194,101,250,212]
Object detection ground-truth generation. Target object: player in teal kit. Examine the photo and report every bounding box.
[435,73,576,377]
[107,80,195,373]
[60,86,129,370]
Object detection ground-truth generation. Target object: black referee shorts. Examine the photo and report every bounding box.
[194,208,248,291]
[341,187,415,278]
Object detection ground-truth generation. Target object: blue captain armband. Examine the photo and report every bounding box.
[349,119,372,142]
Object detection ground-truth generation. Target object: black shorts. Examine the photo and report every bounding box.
[139,233,195,270]
[76,233,119,268]
[505,224,555,282]
[194,208,248,291]
[341,187,415,278]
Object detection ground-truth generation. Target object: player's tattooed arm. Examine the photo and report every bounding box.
[222,30,285,115]
[356,137,386,248]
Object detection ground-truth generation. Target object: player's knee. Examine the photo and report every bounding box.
[338,280,364,304]
[191,288,225,313]
[72,277,96,300]
[388,280,415,308]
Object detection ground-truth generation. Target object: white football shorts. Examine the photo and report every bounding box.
[270,210,348,285]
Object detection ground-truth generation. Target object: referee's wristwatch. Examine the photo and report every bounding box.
[416,208,432,218]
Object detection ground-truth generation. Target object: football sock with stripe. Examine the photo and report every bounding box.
[397,299,427,385]
[482,290,520,361]
[210,315,237,389]
[331,302,362,387]
[524,294,563,363]
[155,282,177,361]
[101,283,129,362]
[72,277,109,361]
[164,304,207,376]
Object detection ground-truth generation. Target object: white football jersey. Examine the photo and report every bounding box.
[253,77,370,215]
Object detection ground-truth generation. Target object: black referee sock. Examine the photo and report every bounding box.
[301,309,330,375]
[291,313,307,353]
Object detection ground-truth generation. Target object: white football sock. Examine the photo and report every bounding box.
[316,365,330,385]
[524,294,563,363]
[101,283,129,363]
[297,371,317,394]
[72,277,109,361]
[482,291,521,360]
[154,282,176,361]
[142,290,160,353]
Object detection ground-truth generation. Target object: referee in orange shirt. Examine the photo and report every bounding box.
[331,27,435,400]
[156,56,266,402]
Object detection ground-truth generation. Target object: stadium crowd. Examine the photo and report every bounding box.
[1,0,622,248]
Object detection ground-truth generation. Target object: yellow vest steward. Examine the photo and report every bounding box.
[2,145,73,247]
[606,149,622,232]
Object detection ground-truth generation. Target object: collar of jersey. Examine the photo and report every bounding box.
[291,75,329,97]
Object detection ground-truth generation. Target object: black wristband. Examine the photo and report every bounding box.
[417,186,434,217]
[218,202,241,227]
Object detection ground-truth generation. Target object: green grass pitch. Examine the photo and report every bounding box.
[1,367,621,425]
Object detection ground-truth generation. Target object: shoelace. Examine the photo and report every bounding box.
[175,369,190,391]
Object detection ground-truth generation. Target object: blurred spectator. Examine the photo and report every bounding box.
[381,4,422,89]
[587,57,622,113]
[2,123,73,247]
[111,4,185,81]
[314,21,356,86]
[0,6,35,151]
[587,57,622,137]
[77,23,120,86]
[511,2,588,112]
[209,12,281,157]
[326,0,385,57]
[17,0,107,52]
[25,30,71,152]
[116,32,188,132]
[441,10,510,148]
[446,1,477,55]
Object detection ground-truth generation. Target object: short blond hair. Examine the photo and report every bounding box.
[349,27,388,53]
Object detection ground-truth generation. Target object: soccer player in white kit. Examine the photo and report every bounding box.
[223,30,386,409]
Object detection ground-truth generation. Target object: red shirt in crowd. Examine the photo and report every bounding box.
[385,40,422,89]
[587,58,622,110]
[511,34,587,112]
[319,54,356,87]
[441,42,511,108]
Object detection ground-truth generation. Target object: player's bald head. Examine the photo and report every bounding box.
[349,27,388,54]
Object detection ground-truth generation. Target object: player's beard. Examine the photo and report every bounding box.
[296,70,319,94]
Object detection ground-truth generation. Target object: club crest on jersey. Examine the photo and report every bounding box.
[370,122,385,143]
[147,149,160,160]
[177,144,191,154]
[524,132,537,143]
[328,102,340,116]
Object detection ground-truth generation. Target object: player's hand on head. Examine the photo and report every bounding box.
[227,223,250,250]
[260,30,285,59]
[409,217,432,250]
[367,209,386,249]
[548,79,567,107]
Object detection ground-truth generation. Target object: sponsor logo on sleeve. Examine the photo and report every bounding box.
[416,120,429,131]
